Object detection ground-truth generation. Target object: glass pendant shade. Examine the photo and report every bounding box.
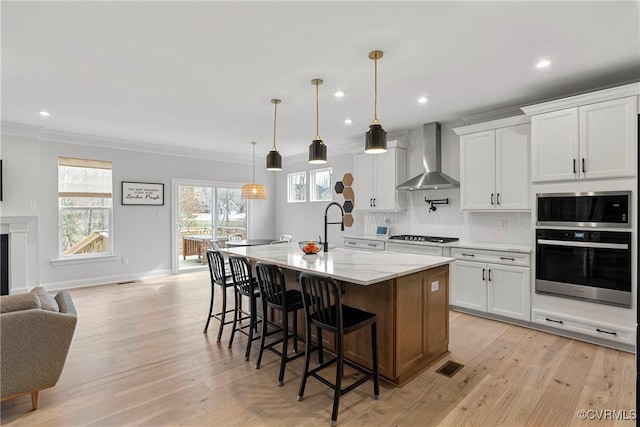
[266,149,282,170]
[365,123,387,154]
[309,139,327,164]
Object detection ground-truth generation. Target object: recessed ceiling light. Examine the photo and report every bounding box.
[344,118,353,124]
[418,97,428,104]
[38,110,50,117]
[536,59,551,68]
[334,91,345,98]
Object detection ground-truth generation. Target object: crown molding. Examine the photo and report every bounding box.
[1,122,43,138]
[521,82,640,116]
[0,122,254,165]
[452,115,531,136]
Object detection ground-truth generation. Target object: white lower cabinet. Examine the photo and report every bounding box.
[451,248,531,322]
[532,309,635,346]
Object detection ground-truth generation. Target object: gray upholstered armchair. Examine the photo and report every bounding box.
[0,289,77,409]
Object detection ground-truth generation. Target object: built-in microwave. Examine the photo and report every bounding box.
[536,191,630,228]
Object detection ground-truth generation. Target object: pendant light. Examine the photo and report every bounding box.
[266,98,282,171]
[241,141,267,199]
[365,50,387,154]
[309,78,327,164]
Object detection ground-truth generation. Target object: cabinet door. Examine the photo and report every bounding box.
[450,260,486,311]
[354,154,374,210]
[579,96,637,179]
[486,264,530,321]
[372,150,397,210]
[460,131,496,209]
[531,108,579,182]
[495,124,530,210]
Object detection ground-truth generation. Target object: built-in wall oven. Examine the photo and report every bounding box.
[535,191,632,308]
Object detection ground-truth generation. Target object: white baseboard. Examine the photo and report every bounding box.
[42,269,172,292]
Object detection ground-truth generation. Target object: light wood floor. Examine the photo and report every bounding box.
[1,271,636,426]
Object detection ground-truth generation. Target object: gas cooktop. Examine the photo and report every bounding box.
[389,235,459,244]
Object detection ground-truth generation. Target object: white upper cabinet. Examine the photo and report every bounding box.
[354,141,407,211]
[522,83,639,183]
[454,116,531,211]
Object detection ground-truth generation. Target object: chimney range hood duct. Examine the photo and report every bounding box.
[396,122,459,191]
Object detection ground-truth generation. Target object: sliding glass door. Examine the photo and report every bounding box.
[174,180,247,273]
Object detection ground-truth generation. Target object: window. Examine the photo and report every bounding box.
[58,157,112,257]
[310,167,332,202]
[287,171,306,203]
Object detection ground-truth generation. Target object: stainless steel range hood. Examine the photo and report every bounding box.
[396,122,459,191]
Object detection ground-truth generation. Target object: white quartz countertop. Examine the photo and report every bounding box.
[222,243,453,286]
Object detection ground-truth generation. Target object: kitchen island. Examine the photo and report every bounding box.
[223,243,454,385]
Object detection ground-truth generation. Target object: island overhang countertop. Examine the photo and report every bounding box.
[222,243,453,286]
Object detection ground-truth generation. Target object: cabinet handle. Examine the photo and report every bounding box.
[373,198,376,207]
[487,269,491,282]
[461,253,475,257]
[596,328,617,336]
[582,158,586,174]
[482,268,485,281]
[347,242,356,245]
[490,193,494,205]
[545,317,564,325]
[496,193,500,205]
[370,198,373,207]
[367,243,377,247]
[500,257,515,261]
[573,159,576,174]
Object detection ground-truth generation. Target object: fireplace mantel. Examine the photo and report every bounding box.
[0,216,37,294]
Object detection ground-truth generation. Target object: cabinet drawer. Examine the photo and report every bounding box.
[451,248,530,267]
[532,310,635,345]
[343,238,385,251]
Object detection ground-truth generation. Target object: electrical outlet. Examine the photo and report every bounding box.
[431,281,439,292]
[122,257,128,265]
[500,220,507,229]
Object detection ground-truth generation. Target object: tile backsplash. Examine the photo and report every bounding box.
[361,189,532,245]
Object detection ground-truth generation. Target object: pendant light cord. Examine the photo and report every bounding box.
[315,81,320,139]
[252,142,256,183]
[373,56,379,124]
[272,102,278,150]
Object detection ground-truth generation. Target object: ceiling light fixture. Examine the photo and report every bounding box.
[266,98,282,171]
[309,78,327,164]
[365,50,387,154]
[536,59,551,68]
[38,110,50,117]
[344,118,353,124]
[418,96,428,104]
[241,141,267,199]
[334,91,345,98]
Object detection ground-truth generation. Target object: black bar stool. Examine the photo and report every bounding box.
[254,262,309,385]
[228,255,262,361]
[203,250,235,343]
[297,272,380,427]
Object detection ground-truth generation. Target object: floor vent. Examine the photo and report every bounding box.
[436,360,464,378]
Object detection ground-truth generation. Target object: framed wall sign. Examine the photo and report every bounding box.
[122,181,164,205]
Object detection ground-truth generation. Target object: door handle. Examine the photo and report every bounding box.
[370,198,373,207]
[573,159,576,174]
[461,253,475,257]
[373,198,376,207]
[487,269,491,282]
[500,257,515,261]
[482,268,485,281]
[496,193,500,205]
[490,193,494,205]
[545,317,564,325]
[582,158,586,174]
[596,328,617,336]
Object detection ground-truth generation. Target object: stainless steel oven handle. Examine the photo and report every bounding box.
[537,239,629,250]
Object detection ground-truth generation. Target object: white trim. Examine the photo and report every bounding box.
[452,115,531,135]
[42,269,172,292]
[521,82,640,115]
[50,254,121,266]
[287,171,307,203]
[0,122,42,138]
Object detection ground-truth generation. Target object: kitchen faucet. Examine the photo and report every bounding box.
[323,202,344,252]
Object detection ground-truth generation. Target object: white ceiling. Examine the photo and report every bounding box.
[2,1,639,161]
